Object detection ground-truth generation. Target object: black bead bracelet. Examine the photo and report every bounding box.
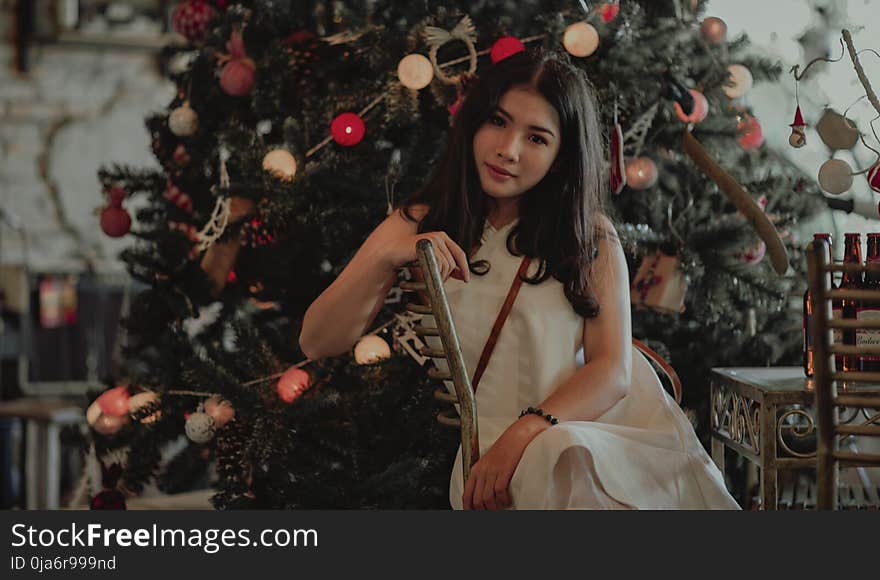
[519,406,559,425]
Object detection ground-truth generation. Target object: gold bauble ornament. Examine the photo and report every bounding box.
[562,22,600,58]
[354,334,391,365]
[262,149,297,182]
[625,157,658,190]
[397,54,434,90]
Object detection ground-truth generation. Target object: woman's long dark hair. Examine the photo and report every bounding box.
[400,48,608,318]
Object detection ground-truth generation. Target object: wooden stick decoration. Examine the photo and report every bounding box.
[681,128,789,275]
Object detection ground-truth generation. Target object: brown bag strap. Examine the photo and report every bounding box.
[471,256,531,393]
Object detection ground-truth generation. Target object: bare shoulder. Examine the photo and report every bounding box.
[594,213,620,245]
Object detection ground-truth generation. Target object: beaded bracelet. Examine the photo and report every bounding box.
[518,406,559,425]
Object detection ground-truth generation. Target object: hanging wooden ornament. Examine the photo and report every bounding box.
[816,108,859,150]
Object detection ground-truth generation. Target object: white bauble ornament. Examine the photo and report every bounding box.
[723,64,753,99]
[818,158,854,195]
[185,411,215,443]
[168,102,199,137]
[397,54,434,90]
[262,149,297,182]
[816,109,859,151]
[562,22,599,58]
[354,334,391,365]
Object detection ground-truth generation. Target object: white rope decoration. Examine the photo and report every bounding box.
[623,102,659,157]
[196,148,233,251]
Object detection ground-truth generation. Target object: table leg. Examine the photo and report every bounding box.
[25,420,40,510]
[45,422,60,509]
[759,402,778,510]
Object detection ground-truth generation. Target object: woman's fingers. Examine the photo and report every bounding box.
[482,474,499,510]
[443,235,470,282]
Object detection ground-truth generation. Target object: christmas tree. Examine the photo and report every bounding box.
[87,0,821,509]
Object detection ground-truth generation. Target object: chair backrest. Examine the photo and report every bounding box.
[401,240,480,488]
[806,240,880,510]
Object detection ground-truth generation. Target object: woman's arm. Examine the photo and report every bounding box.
[299,204,470,360]
[519,214,632,435]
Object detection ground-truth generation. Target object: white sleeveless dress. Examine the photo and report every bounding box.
[424,218,740,510]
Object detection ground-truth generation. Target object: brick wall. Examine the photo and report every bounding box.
[1,1,174,273]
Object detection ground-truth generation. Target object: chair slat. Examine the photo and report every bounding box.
[399,281,427,292]
[405,303,432,314]
[833,393,880,407]
[413,324,440,336]
[419,346,447,358]
[829,344,880,354]
[433,388,458,404]
[827,319,880,330]
[426,366,450,381]
[830,371,880,383]
[827,289,880,301]
[836,424,880,437]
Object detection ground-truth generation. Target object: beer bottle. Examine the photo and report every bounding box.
[858,233,880,371]
[804,234,833,376]
[840,233,863,372]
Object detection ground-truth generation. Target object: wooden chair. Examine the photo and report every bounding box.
[400,240,685,490]
[806,240,880,510]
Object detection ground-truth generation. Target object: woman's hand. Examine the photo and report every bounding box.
[462,416,549,510]
[383,231,471,283]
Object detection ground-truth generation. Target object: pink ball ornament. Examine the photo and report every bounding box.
[220,59,256,97]
[737,115,764,150]
[277,367,311,403]
[700,17,727,44]
[625,157,658,190]
[490,36,525,64]
[330,112,366,147]
[673,89,709,123]
[172,0,215,43]
[204,395,235,428]
[97,386,130,417]
[868,162,880,193]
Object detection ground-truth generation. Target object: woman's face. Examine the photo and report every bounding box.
[472,85,562,203]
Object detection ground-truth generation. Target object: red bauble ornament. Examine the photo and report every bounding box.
[100,189,131,238]
[600,2,620,23]
[673,89,709,123]
[220,60,256,96]
[172,0,215,43]
[276,367,311,403]
[96,386,130,417]
[737,115,764,150]
[490,36,525,64]
[330,112,366,147]
[868,162,880,193]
